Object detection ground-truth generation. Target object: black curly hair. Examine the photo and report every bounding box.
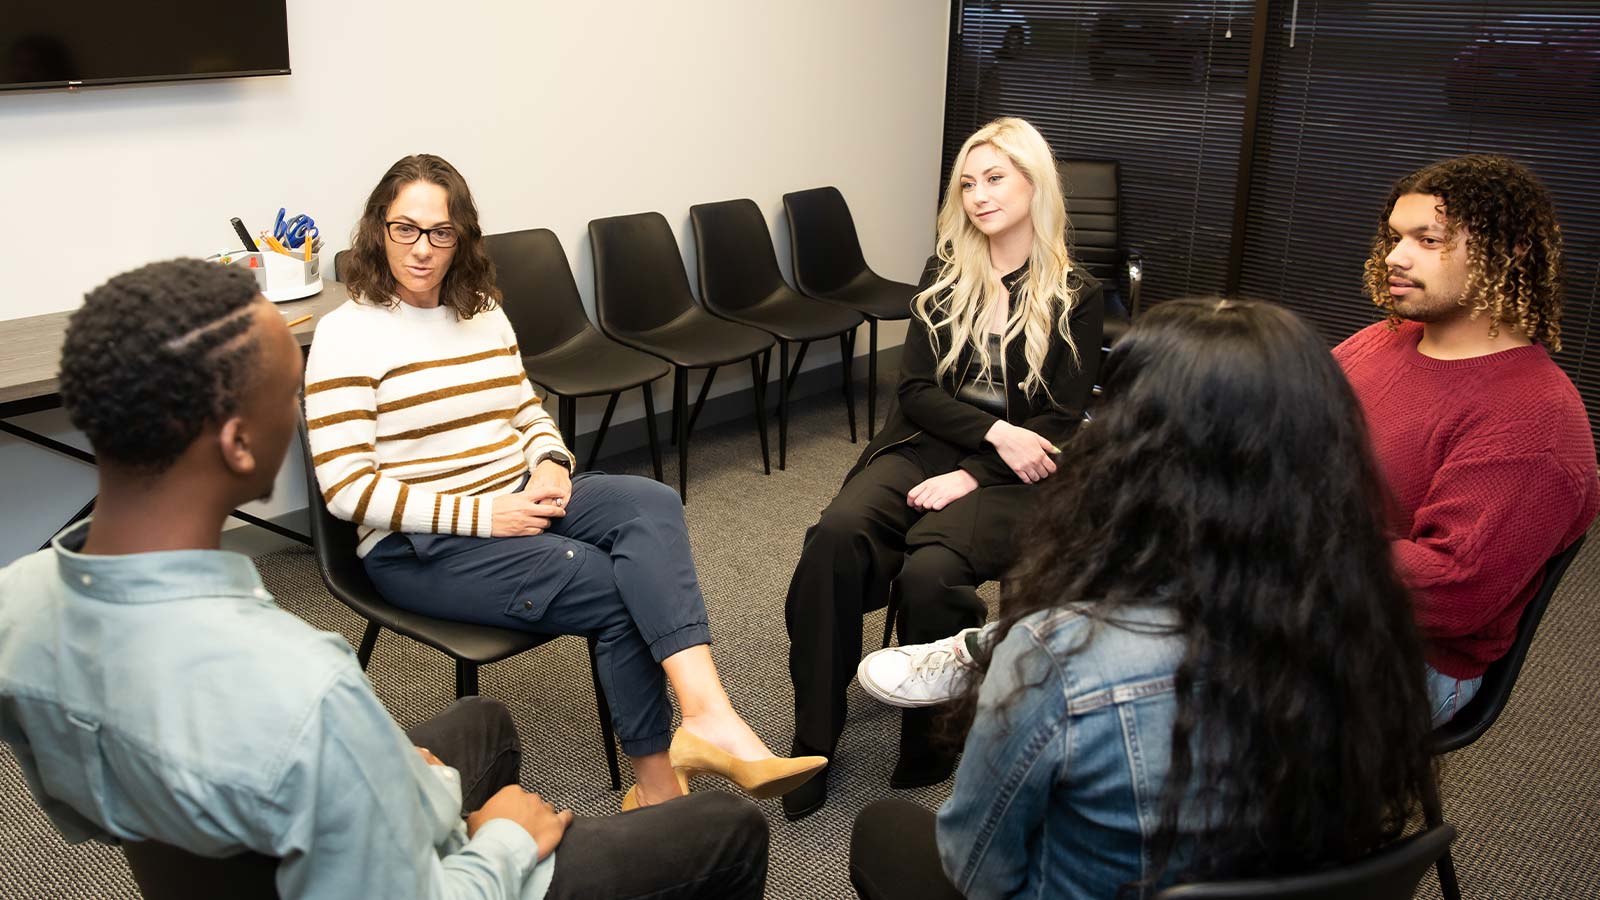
[1364,154,1565,350]
[59,258,265,474]
[950,299,1437,893]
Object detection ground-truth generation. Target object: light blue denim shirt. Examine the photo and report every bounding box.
[937,605,1199,900]
[0,521,554,900]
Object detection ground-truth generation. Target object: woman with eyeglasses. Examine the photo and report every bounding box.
[304,154,824,815]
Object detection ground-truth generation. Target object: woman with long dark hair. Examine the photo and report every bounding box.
[783,117,1104,820]
[849,299,1438,899]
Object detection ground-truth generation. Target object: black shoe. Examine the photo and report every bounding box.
[890,708,959,789]
[782,762,829,821]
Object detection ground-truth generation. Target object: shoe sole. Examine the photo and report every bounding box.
[855,656,955,708]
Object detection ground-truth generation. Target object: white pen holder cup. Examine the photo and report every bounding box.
[209,250,324,303]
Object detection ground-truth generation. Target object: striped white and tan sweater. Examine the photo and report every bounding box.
[303,299,569,557]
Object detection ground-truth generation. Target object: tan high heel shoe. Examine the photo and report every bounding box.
[669,728,828,800]
[620,769,690,812]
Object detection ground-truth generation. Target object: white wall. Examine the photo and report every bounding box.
[0,1,949,564]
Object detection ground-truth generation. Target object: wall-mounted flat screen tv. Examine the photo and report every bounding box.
[3,2,289,92]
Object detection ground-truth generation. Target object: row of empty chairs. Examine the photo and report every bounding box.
[336,186,919,501]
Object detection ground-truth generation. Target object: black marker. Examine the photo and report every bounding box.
[231,217,259,252]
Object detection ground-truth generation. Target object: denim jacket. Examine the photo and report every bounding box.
[937,605,1197,900]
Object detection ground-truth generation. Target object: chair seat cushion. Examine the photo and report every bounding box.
[523,329,671,398]
[816,271,918,321]
[718,288,864,342]
[611,308,776,368]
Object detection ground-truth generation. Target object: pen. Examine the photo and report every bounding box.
[284,314,314,328]
[232,217,258,252]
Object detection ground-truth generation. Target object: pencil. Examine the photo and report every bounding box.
[303,237,312,261]
[284,314,314,328]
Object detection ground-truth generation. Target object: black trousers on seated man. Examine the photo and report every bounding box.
[849,797,964,900]
[786,448,1032,780]
[412,697,770,900]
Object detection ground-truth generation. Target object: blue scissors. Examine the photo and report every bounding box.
[273,207,321,250]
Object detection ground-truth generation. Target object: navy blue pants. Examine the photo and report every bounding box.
[365,473,712,757]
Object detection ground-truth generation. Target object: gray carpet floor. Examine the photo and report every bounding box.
[3,372,1599,899]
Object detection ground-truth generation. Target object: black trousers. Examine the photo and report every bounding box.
[406,697,769,900]
[850,798,965,900]
[786,449,1031,756]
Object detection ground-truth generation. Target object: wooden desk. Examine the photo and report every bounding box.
[0,281,352,546]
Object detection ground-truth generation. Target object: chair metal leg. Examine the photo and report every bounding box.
[750,353,771,475]
[785,340,809,397]
[867,318,880,439]
[841,330,857,443]
[455,659,479,698]
[356,621,381,670]
[585,392,620,472]
[686,367,717,438]
[673,367,689,501]
[641,384,664,484]
[778,341,790,471]
[587,636,623,790]
[1422,769,1462,900]
[881,583,899,649]
[557,394,577,457]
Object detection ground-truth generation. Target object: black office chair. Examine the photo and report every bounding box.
[123,841,280,900]
[1058,159,1142,354]
[296,422,622,789]
[690,198,865,470]
[486,228,670,481]
[332,249,350,282]
[783,186,918,440]
[1153,824,1457,900]
[1422,533,1586,900]
[588,211,776,501]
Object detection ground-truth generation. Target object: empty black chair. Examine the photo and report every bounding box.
[296,421,622,789]
[1153,824,1457,900]
[123,841,280,900]
[588,211,776,501]
[690,198,864,470]
[332,248,350,282]
[486,228,670,481]
[1422,533,1586,900]
[783,186,918,439]
[1058,159,1142,354]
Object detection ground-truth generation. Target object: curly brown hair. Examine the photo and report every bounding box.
[343,154,500,318]
[1363,154,1564,350]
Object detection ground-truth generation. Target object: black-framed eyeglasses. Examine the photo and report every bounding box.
[385,221,458,248]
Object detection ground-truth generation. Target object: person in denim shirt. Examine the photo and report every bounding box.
[850,300,1439,899]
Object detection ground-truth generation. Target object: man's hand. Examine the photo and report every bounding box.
[984,420,1058,483]
[415,747,444,767]
[908,470,980,512]
[526,459,573,509]
[467,785,573,861]
[491,493,566,537]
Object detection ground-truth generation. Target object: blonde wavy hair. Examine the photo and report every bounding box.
[1363,155,1565,351]
[913,117,1079,398]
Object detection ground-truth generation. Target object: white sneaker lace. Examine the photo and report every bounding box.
[907,647,957,683]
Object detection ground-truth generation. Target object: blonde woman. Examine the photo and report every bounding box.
[783,118,1103,820]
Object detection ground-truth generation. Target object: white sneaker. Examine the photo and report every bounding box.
[857,628,981,708]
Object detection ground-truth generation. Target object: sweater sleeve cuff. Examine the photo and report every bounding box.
[467,818,541,871]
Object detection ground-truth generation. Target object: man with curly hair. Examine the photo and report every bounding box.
[0,259,768,899]
[1336,155,1598,723]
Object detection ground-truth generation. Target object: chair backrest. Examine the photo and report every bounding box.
[123,840,280,900]
[783,186,869,297]
[1433,533,1587,753]
[333,248,350,282]
[588,211,701,336]
[296,418,390,618]
[484,228,595,352]
[1153,824,1456,900]
[689,198,790,315]
[1058,159,1122,288]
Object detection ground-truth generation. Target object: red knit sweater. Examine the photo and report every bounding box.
[1334,321,1598,678]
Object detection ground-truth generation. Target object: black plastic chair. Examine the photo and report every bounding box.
[486,228,670,481]
[588,211,776,501]
[123,841,280,900]
[296,422,622,789]
[690,198,865,470]
[1422,533,1586,900]
[1058,159,1142,354]
[1154,824,1457,900]
[783,186,918,440]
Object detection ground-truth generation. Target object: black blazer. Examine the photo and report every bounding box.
[846,259,1104,487]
